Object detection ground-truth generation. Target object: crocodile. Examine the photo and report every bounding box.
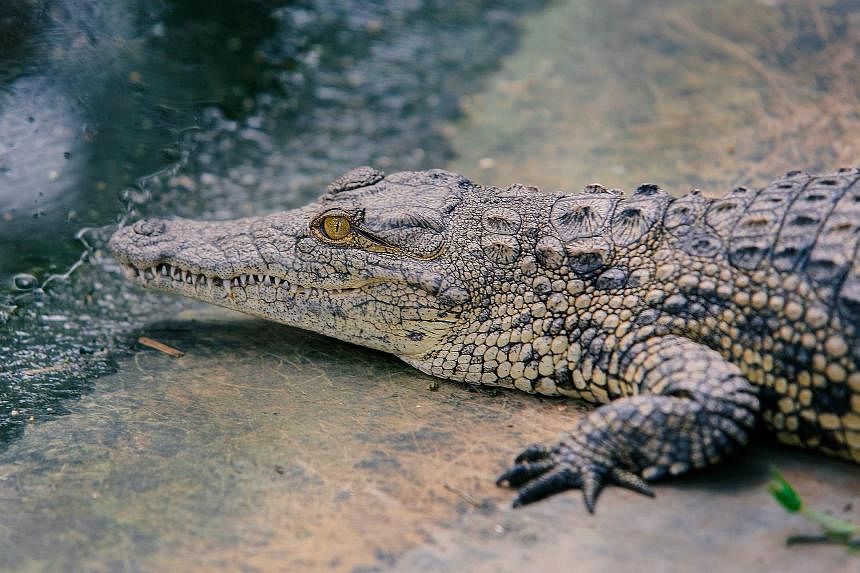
[109,166,860,512]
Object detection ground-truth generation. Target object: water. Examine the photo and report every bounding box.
[0,0,546,445]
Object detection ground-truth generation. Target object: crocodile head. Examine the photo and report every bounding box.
[108,168,477,358]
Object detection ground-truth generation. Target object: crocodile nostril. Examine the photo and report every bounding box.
[132,219,166,237]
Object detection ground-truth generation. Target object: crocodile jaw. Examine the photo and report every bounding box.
[108,212,463,357]
[116,261,366,303]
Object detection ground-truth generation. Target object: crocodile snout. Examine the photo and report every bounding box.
[132,219,167,237]
[109,218,174,267]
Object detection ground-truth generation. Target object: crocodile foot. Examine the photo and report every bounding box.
[496,440,655,513]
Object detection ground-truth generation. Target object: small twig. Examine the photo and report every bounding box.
[137,336,185,357]
[443,484,482,508]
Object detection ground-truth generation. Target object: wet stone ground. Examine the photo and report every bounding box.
[2,0,860,571]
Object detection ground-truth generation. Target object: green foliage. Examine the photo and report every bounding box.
[768,467,859,550]
[768,468,802,513]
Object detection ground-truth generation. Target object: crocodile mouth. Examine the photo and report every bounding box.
[118,262,365,298]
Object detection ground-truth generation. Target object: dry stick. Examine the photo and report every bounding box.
[138,336,185,357]
[443,484,482,508]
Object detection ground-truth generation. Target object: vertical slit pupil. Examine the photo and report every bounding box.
[323,216,351,240]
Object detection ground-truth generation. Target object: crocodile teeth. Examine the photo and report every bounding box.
[160,265,169,277]
[221,273,296,289]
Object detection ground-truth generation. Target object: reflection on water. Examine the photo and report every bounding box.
[0,0,545,444]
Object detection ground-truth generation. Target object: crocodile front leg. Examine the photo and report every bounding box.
[497,335,760,512]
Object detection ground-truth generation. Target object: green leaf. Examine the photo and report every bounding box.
[769,465,860,549]
[768,467,802,513]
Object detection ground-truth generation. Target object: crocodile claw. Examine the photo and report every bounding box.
[497,442,655,513]
[513,443,551,464]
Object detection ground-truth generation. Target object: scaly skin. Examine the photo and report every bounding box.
[109,166,860,512]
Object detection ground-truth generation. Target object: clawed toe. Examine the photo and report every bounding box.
[499,443,656,512]
[512,467,581,507]
[514,443,551,464]
[608,468,655,498]
[496,459,556,487]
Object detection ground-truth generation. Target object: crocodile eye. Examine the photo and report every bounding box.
[321,215,351,241]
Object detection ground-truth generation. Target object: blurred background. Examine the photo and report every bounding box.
[0,0,858,447]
